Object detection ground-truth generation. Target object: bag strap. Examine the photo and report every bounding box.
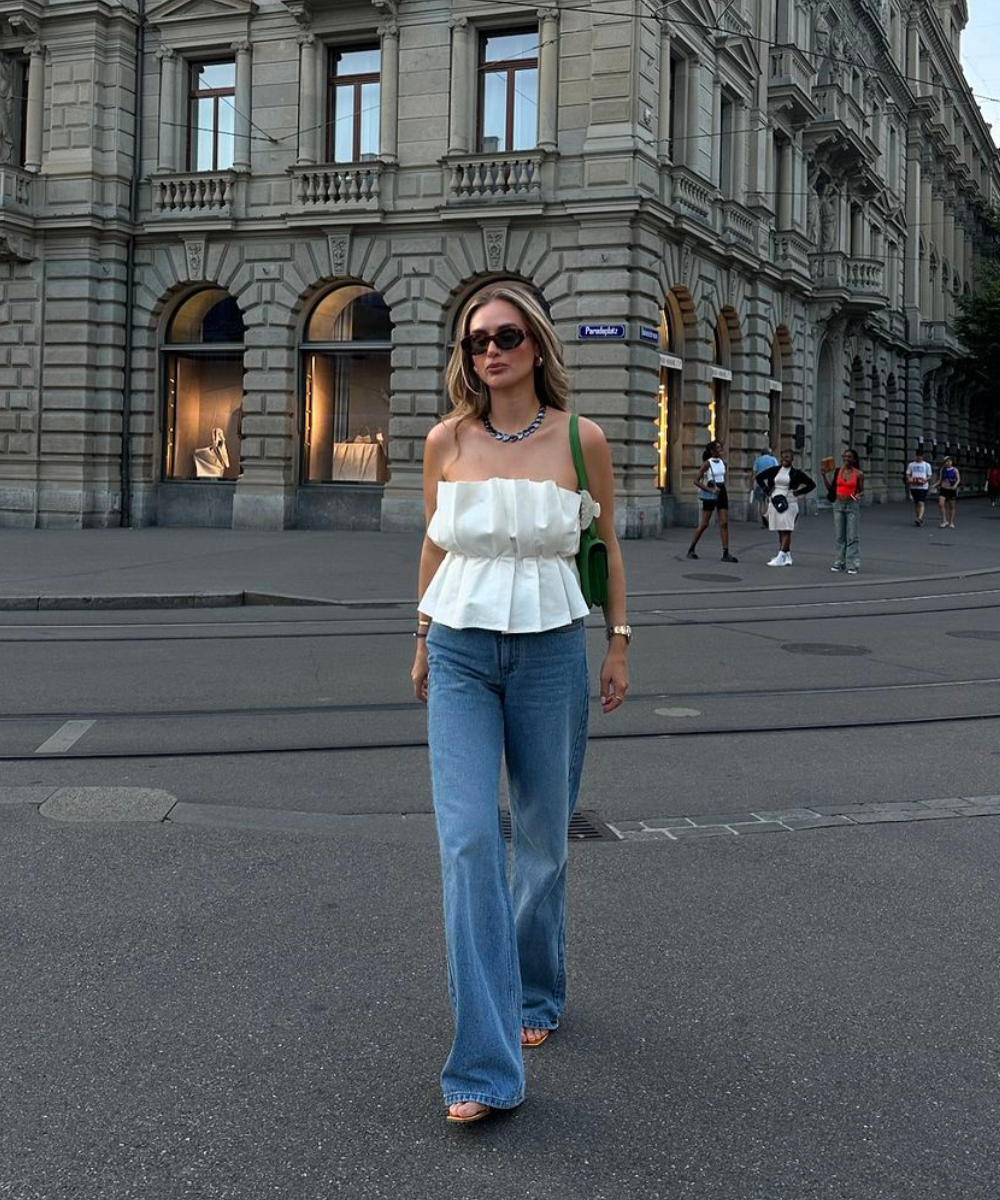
[569,412,589,493]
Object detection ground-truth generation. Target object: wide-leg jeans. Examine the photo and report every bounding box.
[832,500,861,571]
[426,619,590,1109]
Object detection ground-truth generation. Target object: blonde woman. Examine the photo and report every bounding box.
[411,285,630,1125]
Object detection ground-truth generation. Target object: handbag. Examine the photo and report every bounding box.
[771,493,789,514]
[569,412,609,608]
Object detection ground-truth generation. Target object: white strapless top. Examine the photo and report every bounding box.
[419,478,598,633]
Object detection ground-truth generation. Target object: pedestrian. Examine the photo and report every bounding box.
[750,446,778,527]
[986,461,999,508]
[935,457,961,528]
[822,448,864,574]
[686,440,739,562]
[755,449,816,566]
[411,283,630,1126]
[906,448,933,526]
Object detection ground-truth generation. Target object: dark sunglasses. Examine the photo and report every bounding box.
[460,326,528,356]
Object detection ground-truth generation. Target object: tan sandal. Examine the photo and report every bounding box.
[446,1102,494,1125]
[521,1029,551,1049]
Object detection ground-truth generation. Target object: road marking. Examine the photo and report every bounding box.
[654,707,703,718]
[34,720,95,754]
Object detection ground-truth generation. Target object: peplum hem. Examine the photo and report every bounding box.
[420,552,589,633]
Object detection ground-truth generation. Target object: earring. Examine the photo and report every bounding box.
[535,355,543,367]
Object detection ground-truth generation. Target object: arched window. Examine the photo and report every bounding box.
[655,303,681,490]
[301,285,392,484]
[710,318,732,447]
[163,289,245,480]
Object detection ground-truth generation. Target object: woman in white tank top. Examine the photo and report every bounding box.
[411,284,630,1124]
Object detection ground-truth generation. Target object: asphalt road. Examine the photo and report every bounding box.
[2,503,999,1197]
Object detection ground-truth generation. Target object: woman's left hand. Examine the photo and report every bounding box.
[600,647,629,714]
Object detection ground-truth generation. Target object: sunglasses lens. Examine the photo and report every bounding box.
[462,335,489,355]
[495,327,526,350]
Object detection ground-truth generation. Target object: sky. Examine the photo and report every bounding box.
[961,0,1000,146]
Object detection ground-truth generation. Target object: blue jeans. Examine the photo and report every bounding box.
[426,619,590,1109]
[832,500,860,571]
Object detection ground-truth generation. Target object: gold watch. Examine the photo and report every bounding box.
[606,624,632,645]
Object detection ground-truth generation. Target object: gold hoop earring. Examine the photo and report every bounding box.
[535,355,543,367]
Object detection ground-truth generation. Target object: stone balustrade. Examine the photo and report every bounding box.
[721,202,756,250]
[292,163,383,209]
[670,168,713,224]
[153,172,235,214]
[445,153,543,202]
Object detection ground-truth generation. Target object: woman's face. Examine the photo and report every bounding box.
[466,299,538,393]
[842,452,854,468]
[709,441,722,458]
[781,450,794,467]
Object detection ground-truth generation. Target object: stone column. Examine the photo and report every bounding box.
[904,150,920,309]
[448,17,471,155]
[232,40,252,173]
[658,23,673,164]
[791,131,804,229]
[378,19,400,163]
[537,8,559,152]
[23,39,45,174]
[296,31,319,166]
[710,75,722,186]
[156,46,178,173]
[685,55,701,171]
[944,200,957,321]
[932,185,946,321]
[733,99,748,204]
[778,139,793,229]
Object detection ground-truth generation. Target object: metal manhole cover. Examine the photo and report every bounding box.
[500,809,615,842]
[781,642,871,657]
[684,573,743,583]
[945,630,1000,642]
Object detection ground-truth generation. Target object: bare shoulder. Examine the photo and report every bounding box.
[577,415,608,450]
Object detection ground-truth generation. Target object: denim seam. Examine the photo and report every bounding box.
[444,1091,525,1109]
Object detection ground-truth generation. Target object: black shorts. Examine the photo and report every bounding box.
[909,487,928,502]
[939,487,957,501]
[701,484,728,512]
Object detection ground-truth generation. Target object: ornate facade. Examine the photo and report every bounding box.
[0,0,997,530]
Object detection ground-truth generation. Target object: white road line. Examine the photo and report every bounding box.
[34,720,96,754]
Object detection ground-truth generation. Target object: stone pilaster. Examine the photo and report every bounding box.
[537,8,559,152]
[232,40,252,173]
[448,17,471,155]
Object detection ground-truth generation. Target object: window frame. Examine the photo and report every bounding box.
[477,27,539,154]
[187,58,237,173]
[328,43,381,164]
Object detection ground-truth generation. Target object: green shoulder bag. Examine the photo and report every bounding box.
[569,412,609,608]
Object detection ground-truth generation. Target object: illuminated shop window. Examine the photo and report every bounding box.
[654,306,680,491]
[301,286,392,484]
[162,289,245,481]
[710,320,731,446]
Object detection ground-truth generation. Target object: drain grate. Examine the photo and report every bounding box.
[781,642,871,657]
[500,809,616,842]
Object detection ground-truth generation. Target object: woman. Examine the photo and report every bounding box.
[411,284,629,1125]
[755,449,816,566]
[822,448,864,574]
[686,441,739,562]
[935,457,961,528]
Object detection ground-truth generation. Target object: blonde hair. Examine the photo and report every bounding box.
[444,284,570,423]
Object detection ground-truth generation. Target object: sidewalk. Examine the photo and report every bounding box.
[0,499,997,607]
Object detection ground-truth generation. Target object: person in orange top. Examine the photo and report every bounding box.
[821,448,864,574]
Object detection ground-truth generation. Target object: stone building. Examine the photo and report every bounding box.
[0,0,997,531]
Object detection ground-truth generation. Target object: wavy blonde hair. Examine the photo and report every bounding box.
[444,284,570,422]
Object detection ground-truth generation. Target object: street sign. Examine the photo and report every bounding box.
[577,323,627,340]
[638,324,660,343]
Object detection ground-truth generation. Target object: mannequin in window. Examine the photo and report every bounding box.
[194,428,230,478]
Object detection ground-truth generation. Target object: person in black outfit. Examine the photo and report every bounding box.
[755,449,816,567]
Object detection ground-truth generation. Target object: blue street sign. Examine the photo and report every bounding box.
[638,324,660,343]
[577,323,627,340]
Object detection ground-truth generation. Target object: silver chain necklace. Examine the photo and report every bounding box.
[481,404,547,443]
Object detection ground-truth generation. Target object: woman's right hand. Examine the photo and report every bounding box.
[411,643,429,703]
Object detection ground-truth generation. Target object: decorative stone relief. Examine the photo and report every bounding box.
[483,227,507,272]
[182,238,206,280]
[328,233,351,277]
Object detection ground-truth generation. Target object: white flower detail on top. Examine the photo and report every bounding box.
[579,489,601,529]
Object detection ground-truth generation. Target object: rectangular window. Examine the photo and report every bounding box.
[330,46,380,163]
[478,30,539,153]
[1,58,29,167]
[188,60,236,171]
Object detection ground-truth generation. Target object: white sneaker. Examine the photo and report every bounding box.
[767,552,787,566]
[784,554,793,566]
